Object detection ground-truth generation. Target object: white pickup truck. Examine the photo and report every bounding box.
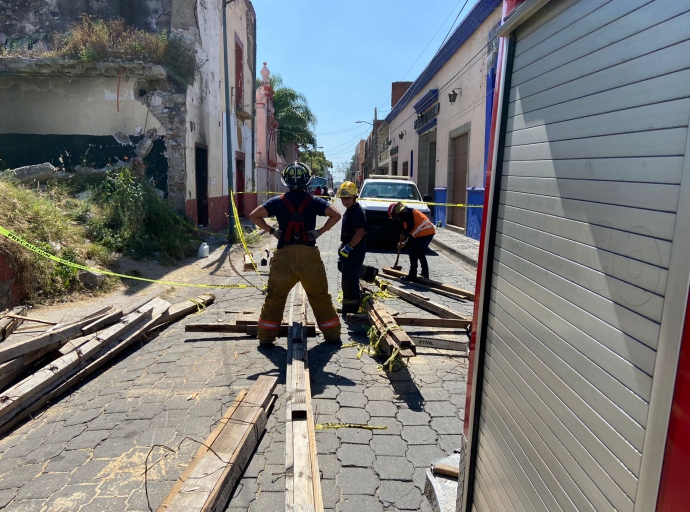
[357,176,432,244]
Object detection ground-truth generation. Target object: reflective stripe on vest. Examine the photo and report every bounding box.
[410,210,435,238]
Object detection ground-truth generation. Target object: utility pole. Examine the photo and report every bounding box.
[222,0,235,240]
[372,107,378,178]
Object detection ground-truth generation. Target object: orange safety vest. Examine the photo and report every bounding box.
[405,209,436,238]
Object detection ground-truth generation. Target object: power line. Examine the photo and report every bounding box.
[376,0,466,110]
[388,37,491,133]
[434,0,472,58]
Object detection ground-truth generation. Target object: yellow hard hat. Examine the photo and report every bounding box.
[337,181,358,198]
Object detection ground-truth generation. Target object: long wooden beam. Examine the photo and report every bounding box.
[381,267,475,300]
[186,323,316,337]
[0,300,170,437]
[285,285,323,511]
[383,283,472,321]
[346,313,470,328]
[158,375,278,512]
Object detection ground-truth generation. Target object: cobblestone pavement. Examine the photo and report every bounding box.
[0,208,475,512]
[430,228,480,269]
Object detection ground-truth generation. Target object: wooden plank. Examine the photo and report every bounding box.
[345,314,471,328]
[159,376,277,512]
[5,314,56,325]
[81,308,124,335]
[157,390,248,512]
[0,308,153,421]
[410,337,467,352]
[383,284,471,321]
[500,189,677,242]
[0,306,27,340]
[501,175,680,213]
[0,305,165,436]
[509,28,690,115]
[379,274,471,302]
[381,267,475,299]
[0,314,112,366]
[361,296,415,358]
[152,294,215,329]
[185,323,316,336]
[304,367,323,512]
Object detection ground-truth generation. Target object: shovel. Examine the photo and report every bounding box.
[392,244,402,271]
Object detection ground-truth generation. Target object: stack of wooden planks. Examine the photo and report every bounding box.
[381,267,475,301]
[158,375,278,512]
[0,294,214,436]
[285,284,323,511]
[0,306,28,341]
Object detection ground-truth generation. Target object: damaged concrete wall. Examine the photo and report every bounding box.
[0,0,172,44]
[0,75,163,136]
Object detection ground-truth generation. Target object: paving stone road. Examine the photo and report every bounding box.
[0,208,475,512]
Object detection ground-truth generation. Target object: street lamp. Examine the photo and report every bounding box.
[355,108,378,178]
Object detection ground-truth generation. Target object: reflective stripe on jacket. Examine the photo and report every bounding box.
[405,209,436,238]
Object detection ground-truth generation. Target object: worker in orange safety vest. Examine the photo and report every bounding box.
[388,202,436,282]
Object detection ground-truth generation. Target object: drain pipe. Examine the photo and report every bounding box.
[222,0,235,240]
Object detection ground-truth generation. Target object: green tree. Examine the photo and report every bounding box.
[300,149,332,177]
[257,74,317,156]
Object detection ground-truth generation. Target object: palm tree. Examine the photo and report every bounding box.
[257,74,317,156]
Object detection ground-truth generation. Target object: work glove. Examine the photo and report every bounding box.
[307,229,321,241]
[339,244,353,258]
[269,227,283,240]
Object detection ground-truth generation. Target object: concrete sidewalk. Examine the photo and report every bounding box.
[430,226,480,269]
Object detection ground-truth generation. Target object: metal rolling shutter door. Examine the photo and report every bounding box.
[472,0,690,511]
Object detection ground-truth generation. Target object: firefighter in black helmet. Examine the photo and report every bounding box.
[249,162,342,345]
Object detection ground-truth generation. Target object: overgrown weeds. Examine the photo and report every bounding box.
[0,178,116,303]
[0,169,201,304]
[0,16,197,86]
[87,168,200,263]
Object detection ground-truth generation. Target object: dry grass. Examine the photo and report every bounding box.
[1,16,196,85]
[0,178,116,303]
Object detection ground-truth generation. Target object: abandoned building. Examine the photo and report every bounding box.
[0,0,257,231]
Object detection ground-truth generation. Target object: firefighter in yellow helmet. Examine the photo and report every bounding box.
[336,181,367,317]
[249,162,342,346]
[388,201,436,281]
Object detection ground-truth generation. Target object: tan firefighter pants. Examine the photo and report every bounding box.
[257,245,341,341]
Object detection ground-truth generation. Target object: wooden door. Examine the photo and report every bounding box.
[451,133,469,227]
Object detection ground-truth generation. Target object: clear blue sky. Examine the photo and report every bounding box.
[255,0,480,180]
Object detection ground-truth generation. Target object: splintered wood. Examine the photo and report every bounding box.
[286,284,323,512]
[158,375,278,512]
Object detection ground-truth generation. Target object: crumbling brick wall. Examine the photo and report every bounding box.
[0,0,172,45]
[149,90,187,212]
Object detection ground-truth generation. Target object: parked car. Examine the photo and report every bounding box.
[357,176,432,244]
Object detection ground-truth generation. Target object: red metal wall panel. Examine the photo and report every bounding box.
[657,286,690,511]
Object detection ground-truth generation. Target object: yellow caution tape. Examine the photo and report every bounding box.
[229,190,267,290]
[315,423,387,430]
[356,197,482,208]
[0,226,257,290]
